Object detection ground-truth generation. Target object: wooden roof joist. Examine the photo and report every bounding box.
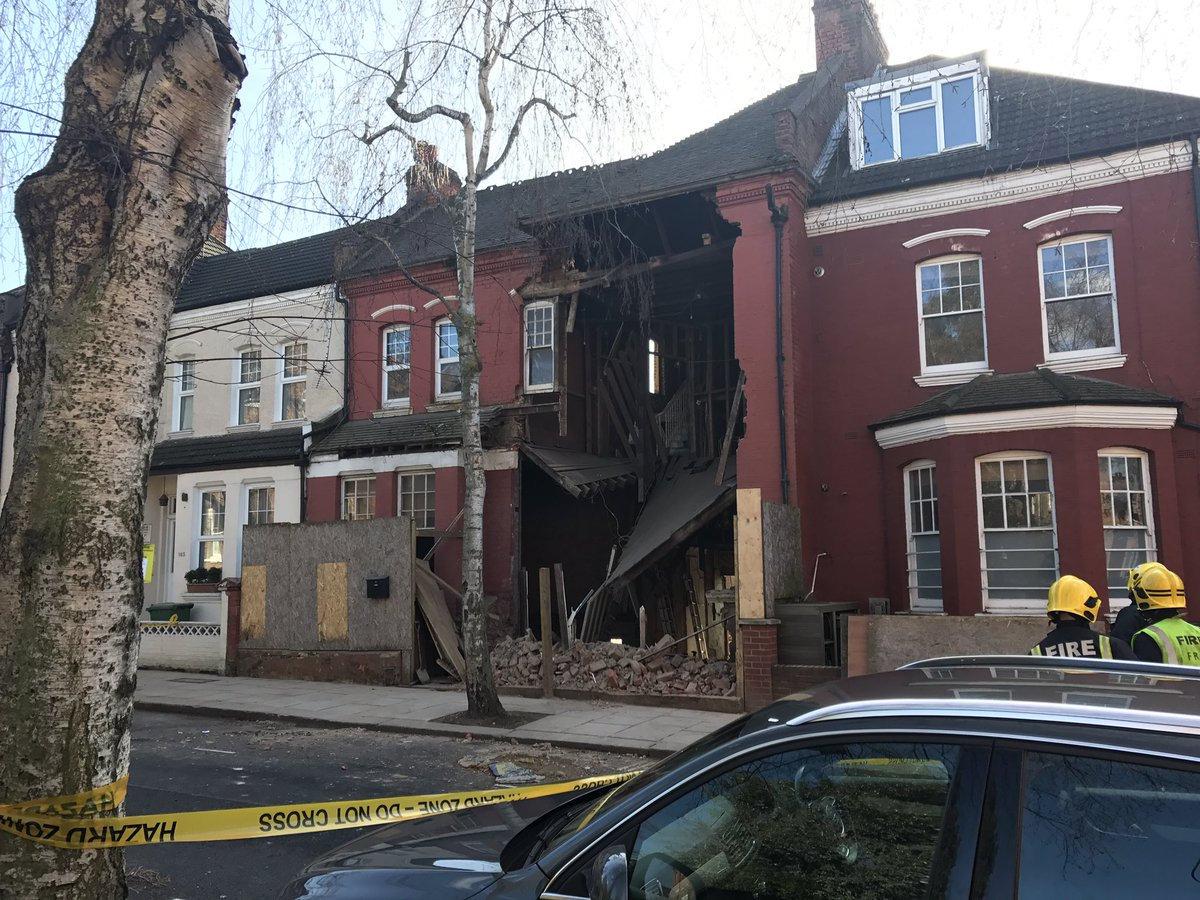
[520,240,734,300]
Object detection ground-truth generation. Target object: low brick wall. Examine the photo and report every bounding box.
[237,649,408,685]
[738,619,779,711]
[771,664,841,699]
[848,614,1048,676]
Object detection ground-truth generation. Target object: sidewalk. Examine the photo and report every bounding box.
[135,670,742,756]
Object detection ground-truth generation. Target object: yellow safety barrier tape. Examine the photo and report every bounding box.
[0,772,638,850]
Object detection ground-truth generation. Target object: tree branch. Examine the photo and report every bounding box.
[481,96,574,181]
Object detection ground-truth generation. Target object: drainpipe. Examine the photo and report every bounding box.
[1192,136,1200,266]
[765,184,791,505]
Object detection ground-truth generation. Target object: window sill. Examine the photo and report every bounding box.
[914,368,991,388]
[1038,353,1126,374]
[225,423,261,433]
[273,418,307,428]
[429,398,462,411]
[524,384,556,395]
[373,406,412,419]
[166,429,195,439]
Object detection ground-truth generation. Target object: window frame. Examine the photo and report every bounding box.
[381,324,412,408]
[244,482,276,527]
[849,60,989,169]
[232,347,263,426]
[904,460,943,613]
[523,301,556,393]
[915,253,989,377]
[172,358,196,433]
[398,469,436,531]
[277,341,308,422]
[975,451,1060,615]
[434,318,461,400]
[341,474,377,522]
[1098,447,1157,608]
[1037,233,1120,364]
[196,486,226,570]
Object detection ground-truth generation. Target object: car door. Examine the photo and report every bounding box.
[970,740,1200,899]
[541,734,992,900]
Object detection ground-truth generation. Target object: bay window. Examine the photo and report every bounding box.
[383,325,411,406]
[279,342,307,421]
[435,319,461,397]
[917,255,987,375]
[1039,234,1119,361]
[235,348,261,425]
[978,453,1059,613]
[523,302,555,391]
[1099,450,1156,604]
[904,461,943,612]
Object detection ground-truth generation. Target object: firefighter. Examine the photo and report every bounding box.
[1129,566,1200,666]
[1110,561,1162,644]
[1030,575,1136,659]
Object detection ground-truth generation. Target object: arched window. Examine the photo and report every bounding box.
[904,460,942,612]
[1098,448,1157,606]
[976,452,1059,613]
[382,325,411,406]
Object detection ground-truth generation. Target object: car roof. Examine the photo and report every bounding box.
[752,656,1200,738]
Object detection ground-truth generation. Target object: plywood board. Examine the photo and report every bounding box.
[414,560,465,680]
[735,488,765,619]
[241,565,267,640]
[316,562,349,642]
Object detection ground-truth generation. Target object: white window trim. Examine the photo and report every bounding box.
[171,358,195,433]
[382,324,412,408]
[231,347,263,427]
[243,481,276,527]
[397,468,436,531]
[1098,447,1158,607]
[1037,232,1121,364]
[849,59,989,169]
[523,301,556,393]
[903,460,943,613]
[975,451,1059,615]
[434,318,461,400]
[915,253,990,379]
[276,342,307,423]
[196,486,227,570]
[341,474,377,521]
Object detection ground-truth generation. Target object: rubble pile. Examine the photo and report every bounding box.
[491,634,736,697]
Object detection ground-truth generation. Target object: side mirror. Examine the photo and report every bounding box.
[589,846,629,900]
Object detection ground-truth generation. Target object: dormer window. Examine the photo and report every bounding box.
[850,58,988,168]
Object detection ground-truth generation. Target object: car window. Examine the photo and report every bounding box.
[554,741,965,900]
[1016,751,1200,898]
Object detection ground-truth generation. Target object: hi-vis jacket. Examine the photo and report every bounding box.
[1133,616,1200,666]
[1029,622,1136,660]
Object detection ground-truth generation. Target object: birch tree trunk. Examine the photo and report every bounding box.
[454,180,504,717]
[0,0,243,892]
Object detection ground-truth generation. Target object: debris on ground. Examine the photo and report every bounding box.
[457,740,642,783]
[490,634,736,697]
[489,761,544,785]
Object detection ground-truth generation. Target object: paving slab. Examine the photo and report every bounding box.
[135,669,740,756]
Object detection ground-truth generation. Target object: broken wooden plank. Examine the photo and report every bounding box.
[539,567,554,698]
[553,563,571,649]
[413,560,465,681]
[714,371,746,486]
[566,292,579,333]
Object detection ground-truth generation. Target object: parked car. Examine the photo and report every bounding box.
[282,656,1200,899]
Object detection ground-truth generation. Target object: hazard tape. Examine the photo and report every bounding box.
[0,771,638,850]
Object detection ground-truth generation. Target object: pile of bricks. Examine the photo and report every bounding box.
[491,634,736,697]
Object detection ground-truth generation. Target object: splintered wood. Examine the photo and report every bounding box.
[414,560,466,680]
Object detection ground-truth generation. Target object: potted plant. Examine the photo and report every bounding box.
[184,566,223,593]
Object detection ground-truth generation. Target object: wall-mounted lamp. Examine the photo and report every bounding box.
[157,494,170,507]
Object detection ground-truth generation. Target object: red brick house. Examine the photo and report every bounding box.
[294,0,1200,704]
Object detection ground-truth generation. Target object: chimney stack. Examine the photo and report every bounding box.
[813,0,887,79]
[405,142,462,207]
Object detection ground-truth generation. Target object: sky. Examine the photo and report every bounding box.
[3,0,1200,289]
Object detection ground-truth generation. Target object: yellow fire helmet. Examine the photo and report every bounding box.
[1128,561,1168,598]
[1131,564,1186,611]
[1047,575,1103,623]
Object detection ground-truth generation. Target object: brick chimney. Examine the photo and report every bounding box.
[405,142,462,207]
[813,0,887,78]
[200,196,230,256]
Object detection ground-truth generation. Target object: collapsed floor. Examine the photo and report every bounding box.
[491,634,736,697]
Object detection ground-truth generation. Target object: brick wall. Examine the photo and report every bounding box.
[771,664,841,698]
[738,620,779,711]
